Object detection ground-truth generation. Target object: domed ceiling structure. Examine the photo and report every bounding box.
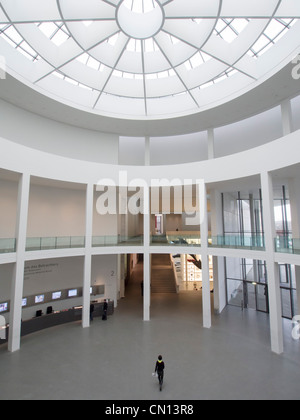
[0,0,299,122]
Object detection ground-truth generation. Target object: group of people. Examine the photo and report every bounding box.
[89,299,108,322]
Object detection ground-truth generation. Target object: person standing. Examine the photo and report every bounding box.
[102,299,108,321]
[90,303,95,322]
[155,355,165,391]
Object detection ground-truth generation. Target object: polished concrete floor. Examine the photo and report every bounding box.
[1,262,300,400]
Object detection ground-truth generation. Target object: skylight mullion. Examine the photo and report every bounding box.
[49,25,62,41]
[0,23,10,33]
[227,20,241,37]
[92,36,131,109]
[153,36,200,108]
[141,39,148,116]
[276,17,293,29]
[0,0,298,115]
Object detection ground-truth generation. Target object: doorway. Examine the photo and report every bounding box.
[155,214,164,235]
[226,258,269,313]
[243,281,269,312]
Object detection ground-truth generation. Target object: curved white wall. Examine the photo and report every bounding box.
[213,106,283,159]
[0,130,300,186]
[0,99,119,164]
[0,95,298,167]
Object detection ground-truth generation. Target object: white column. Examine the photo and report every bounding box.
[117,254,121,301]
[281,99,293,137]
[120,255,126,299]
[8,173,30,353]
[199,181,211,328]
[145,136,150,166]
[207,129,215,160]
[210,189,226,314]
[143,185,151,321]
[82,183,93,328]
[118,136,121,165]
[260,172,284,354]
[143,252,151,321]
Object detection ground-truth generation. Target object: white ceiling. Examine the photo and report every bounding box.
[0,58,300,137]
[0,0,300,127]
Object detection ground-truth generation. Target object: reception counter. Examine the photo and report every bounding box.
[0,300,114,345]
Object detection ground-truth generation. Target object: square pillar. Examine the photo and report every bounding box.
[82,183,93,329]
[281,99,293,137]
[199,181,211,329]
[260,172,284,354]
[143,252,151,321]
[8,173,30,353]
[207,129,215,160]
[143,185,151,321]
[145,136,150,166]
[210,189,226,314]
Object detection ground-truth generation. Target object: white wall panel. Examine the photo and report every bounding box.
[0,179,18,238]
[150,132,207,165]
[214,106,282,158]
[119,136,145,166]
[0,100,119,164]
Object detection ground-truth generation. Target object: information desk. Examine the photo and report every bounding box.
[0,301,114,345]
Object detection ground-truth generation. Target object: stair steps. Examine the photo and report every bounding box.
[151,254,177,294]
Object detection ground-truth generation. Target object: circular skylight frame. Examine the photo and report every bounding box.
[116,0,165,40]
[0,0,299,120]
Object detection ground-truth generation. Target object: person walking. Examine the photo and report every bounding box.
[155,355,165,391]
[102,299,108,321]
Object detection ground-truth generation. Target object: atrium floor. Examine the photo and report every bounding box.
[0,262,299,400]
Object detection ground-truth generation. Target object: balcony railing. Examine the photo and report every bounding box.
[275,235,300,254]
[92,235,144,247]
[1,233,284,254]
[26,236,85,251]
[209,235,265,251]
[151,233,201,246]
[0,238,16,254]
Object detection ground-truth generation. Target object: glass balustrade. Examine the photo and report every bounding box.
[151,233,201,246]
[26,236,85,251]
[5,234,292,254]
[92,235,144,247]
[275,235,300,254]
[0,238,16,254]
[209,235,265,251]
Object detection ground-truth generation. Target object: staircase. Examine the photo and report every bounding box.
[151,254,177,294]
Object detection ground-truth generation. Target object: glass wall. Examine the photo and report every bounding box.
[222,190,264,249]
[273,186,297,319]
[274,185,297,253]
[225,257,268,313]
[274,185,292,236]
[279,264,298,319]
[223,185,298,320]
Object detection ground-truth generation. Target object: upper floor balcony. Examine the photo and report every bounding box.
[275,235,300,255]
[1,234,300,257]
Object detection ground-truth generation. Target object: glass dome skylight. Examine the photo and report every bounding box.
[0,0,299,119]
